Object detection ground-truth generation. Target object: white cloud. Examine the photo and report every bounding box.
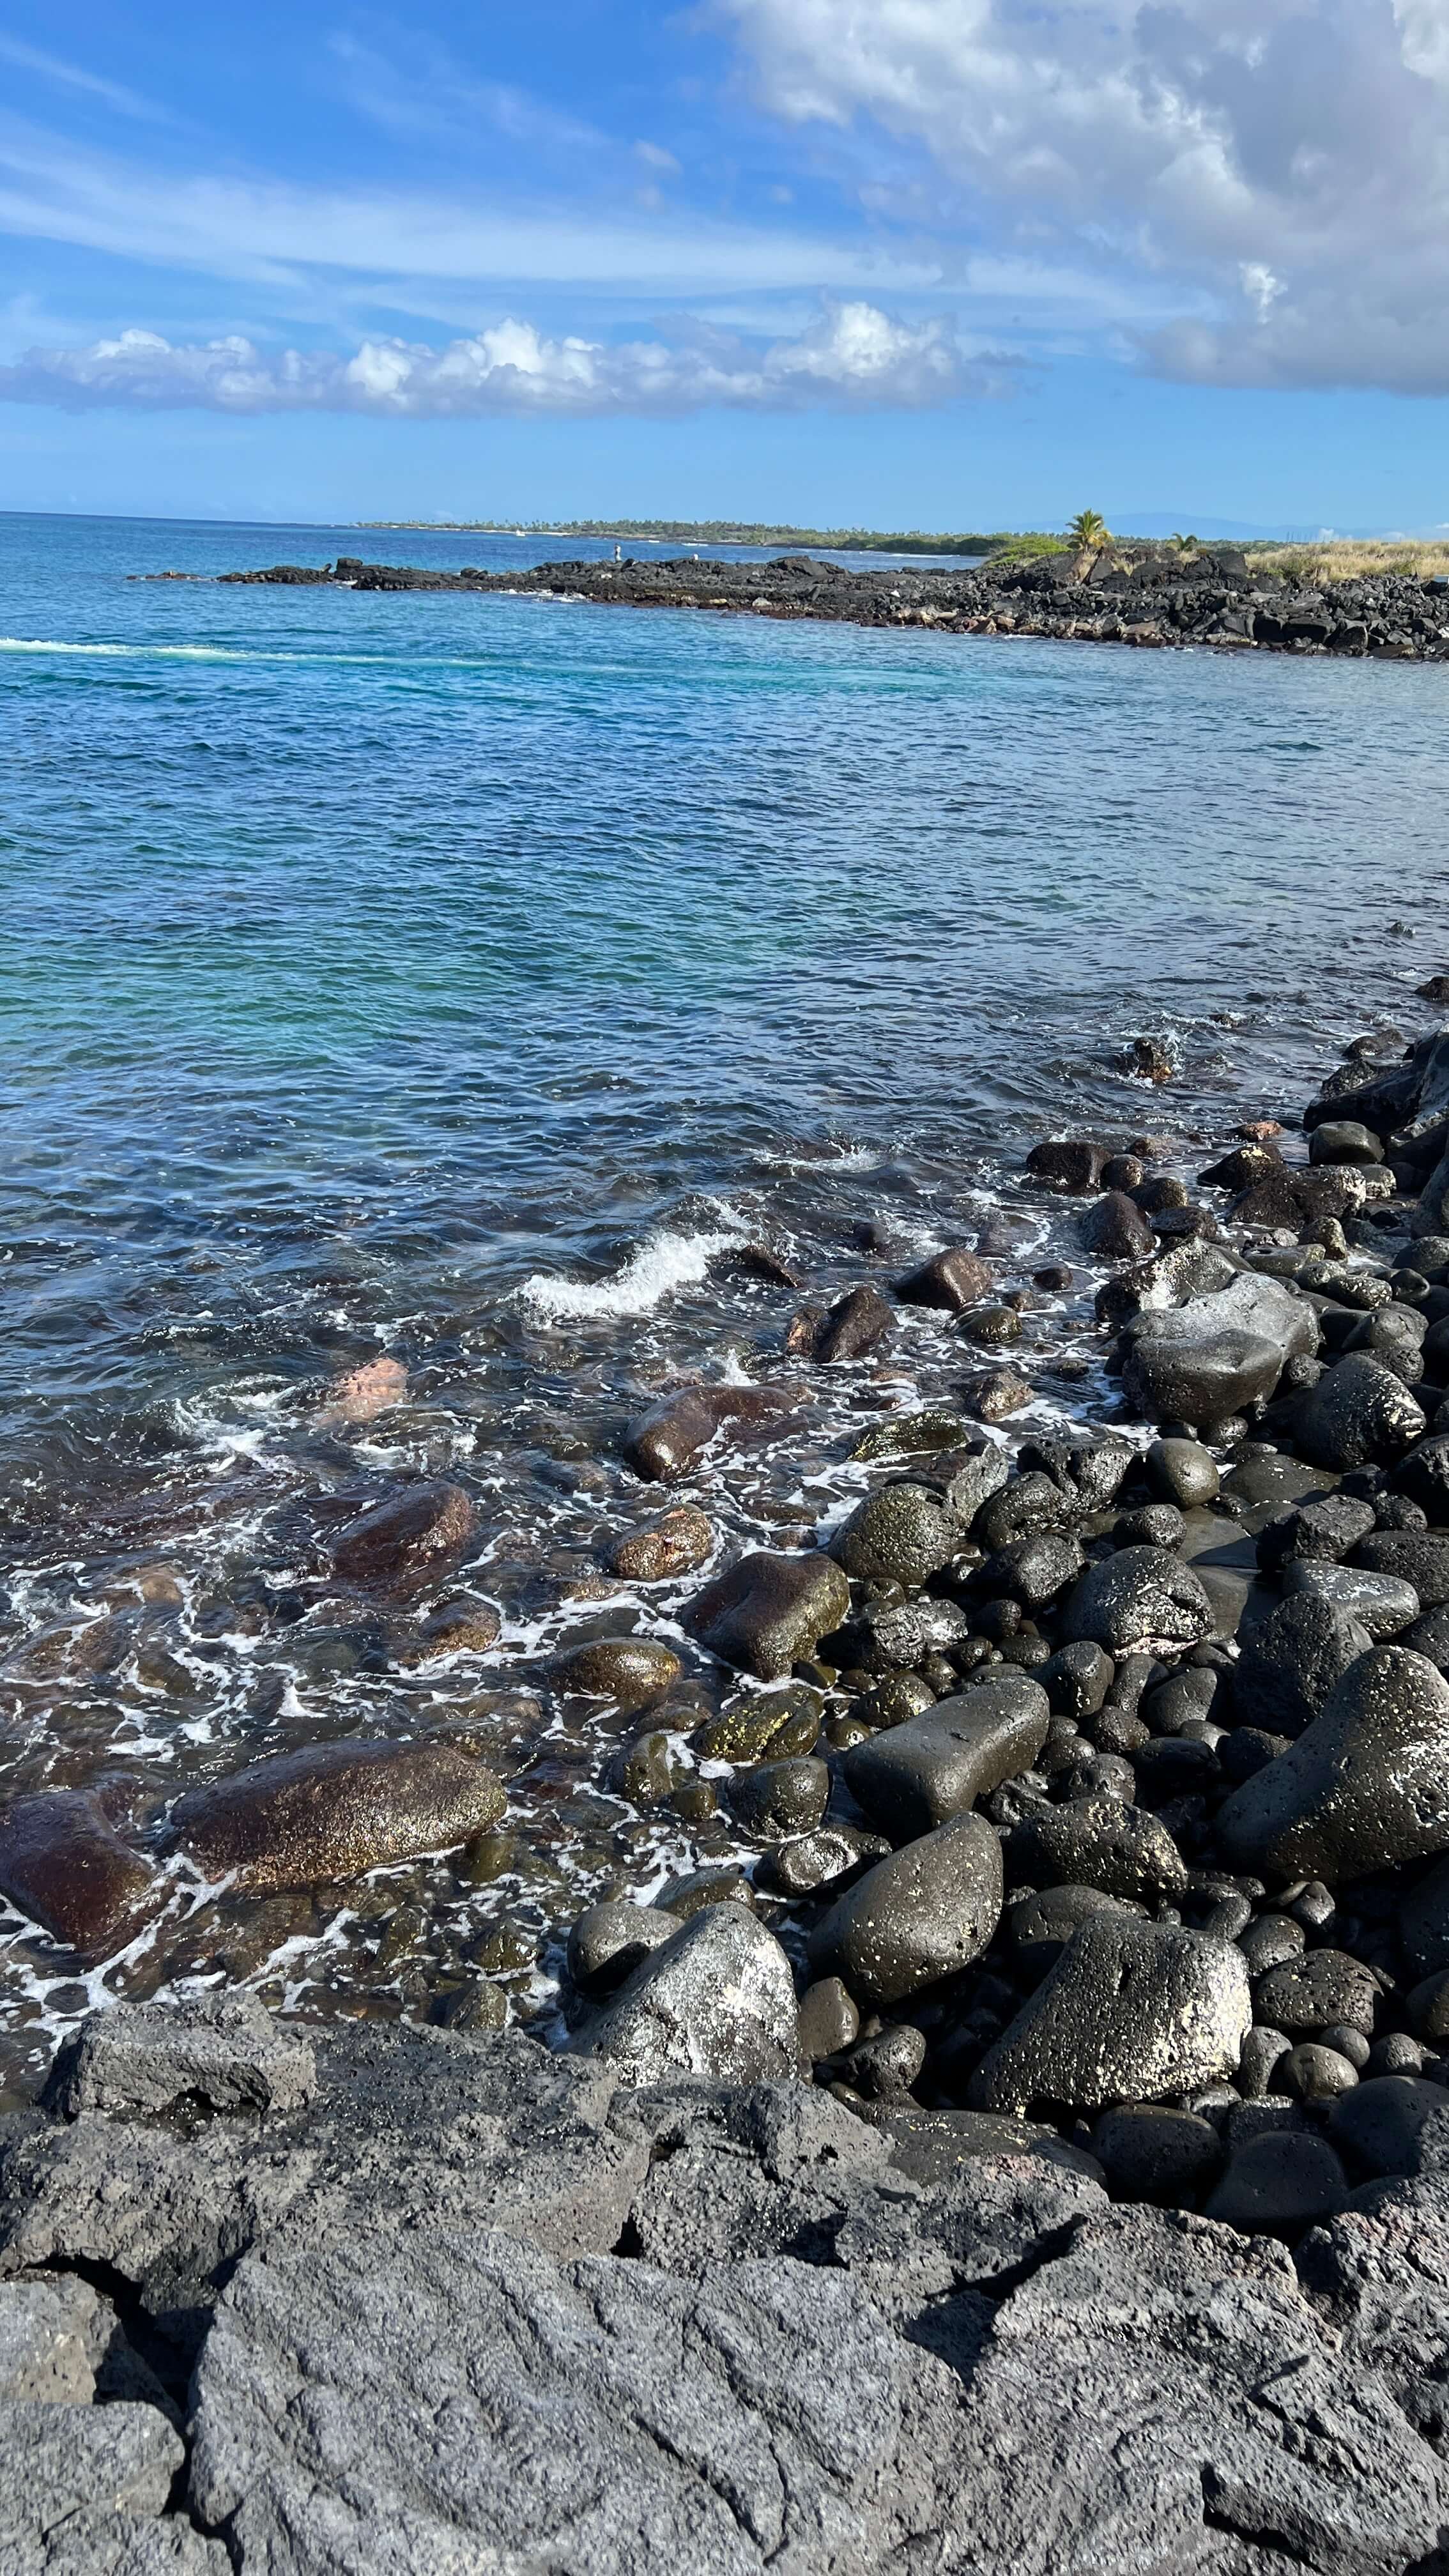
[721,0,1449,393]
[0,303,1007,416]
[0,37,166,123]
[0,125,941,298]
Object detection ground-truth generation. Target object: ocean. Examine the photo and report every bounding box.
[0,505,1443,2089]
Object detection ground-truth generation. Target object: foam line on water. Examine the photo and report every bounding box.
[520,1217,749,1321]
[0,637,504,670]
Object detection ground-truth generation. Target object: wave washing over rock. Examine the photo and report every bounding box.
[14,1006,1449,2563]
[222,545,1449,661]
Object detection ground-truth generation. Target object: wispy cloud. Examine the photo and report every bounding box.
[0,125,939,297]
[0,36,167,123]
[0,303,1009,415]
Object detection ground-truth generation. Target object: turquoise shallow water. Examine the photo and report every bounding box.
[0,505,1445,2074]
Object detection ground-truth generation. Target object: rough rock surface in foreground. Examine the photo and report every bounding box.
[3,2002,1449,2573]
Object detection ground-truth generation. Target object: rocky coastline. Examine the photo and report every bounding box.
[215,545,1449,659]
[13,1001,1449,2563]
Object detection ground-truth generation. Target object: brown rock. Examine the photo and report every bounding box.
[171,1738,504,1892]
[813,1284,894,1362]
[895,1248,993,1314]
[0,1791,160,1956]
[623,1386,795,1481]
[331,1482,473,1591]
[687,1549,851,1680]
[321,1356,408,1425]
[960,1367,1032,1421]
[713,1241,803,1289]
[393,1598,501,1665]
[1025,1139,1107,1195]
[607,1506,714,1583]
[547,1636,682,1708]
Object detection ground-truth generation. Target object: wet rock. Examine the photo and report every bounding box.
[1025,1138,1107,1194]
[548,1634,682,1707]
[687,1549,850,1680]
[1310,1120,1384,1165]
[1219,1644,1449,1880]
[808,1811,1003,2009]
[656,1866,755,1922]
[1294,1354,1427,1469]
[829,1481,965,1588]
[606,1506,714,1583]
[813,1283,894,1362]
[171,1738,505,1893]
[1230,1591,1374,1736]
[850,1408,971,1460]
[1284,1559,1420,1637]
[1120,1271,1314,1428]
[623,1385,793,1481]
[331,1480,474,1591]
[1008,1789,1188,1904]
[320,1354,409,1425]
[43,1995,315,2120]
[1019,1433,1135,1517]
[1080,1191,1155,1259]
[894,1247,992,1312]
[958,1365,1032,1421]
[1040,1639,1114,1720]
[395,1596,502,1662]
[1145,1438,1220,1507]
[970,1918,1251,2114]
[0,1790,160,1956]
[565,1901,674,1997]
[694,1685,822,1763]
[575,1904,799,2085]
[849,1593,970,1672]
[728,1755,830,1841]
[1393,1432,1449,1519]
[1062,1545,1213,1655]
[796,1976,859,2059]
[844,1673,1050,1839]
[943,1437,1013,1526]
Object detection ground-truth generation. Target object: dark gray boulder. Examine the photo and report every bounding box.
[1393,1432,1449,1520]
[1008,1790,1188,1904]
[1010,1883,1146,1979]
[969,1917,1251,2113]
[1062,1545,1213,1655]
[576,1906,801,2086]
[42,1996,316,2122]
[1326,2075,1449,2178]
[808,1811,1003,2009]
[1121,1324,1284,1429]
[1257,1491,1377,1575]
[829,1481,965,1588]
[895,1246,993,1312]
[979,1529,1086,1607]
[845,1673,1050,1840]
[1401,1851,1449,1976]
[728,1755,830,1841]
[1283,1560,1420,1637]
[1205,2132,1351,2237]
[1252,1948,1380,2037]
[1353,1526,1449,1609]
[567,1901,675,1995]
[686,1548,850,1680]
[1294,1354,1427,1470]
[1089,2105,1222,2204]
[1230,1591,1374,1737]
[1080,1190,1155,1259]
[1218,1644,1449,1881]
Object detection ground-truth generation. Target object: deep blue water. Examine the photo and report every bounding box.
[0,505,1445,2075]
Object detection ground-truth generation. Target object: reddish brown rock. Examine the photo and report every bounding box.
[546,1636,682,1708]
[392,1598,502,1666]
[960,1367,1032,1422]
[171,1738,504,1892]
[712,1242,804,1289]
[813,1284,894,1363]
[0,1791,161,1956]
[331,1482,473,1591]
[607,1506,714,1583]
[687,1549,850,1681]
[321,1355,408,1425]
[623,1386,795,1481]
[895,1248,993,1314]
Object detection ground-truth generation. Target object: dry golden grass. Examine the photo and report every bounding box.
[1253,538,1449,583]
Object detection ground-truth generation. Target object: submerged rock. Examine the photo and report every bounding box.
[171,1738,505,1892]
[0,1790,161,1956]
[607,1506,714,1582]
[623,1385,793,1481]
[548,1634,682,1706]
[331,1480,474,1590]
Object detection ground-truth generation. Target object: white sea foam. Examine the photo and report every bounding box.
[0,638,502,671]
[520,1214,749,1322]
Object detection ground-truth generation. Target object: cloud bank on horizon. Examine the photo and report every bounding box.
[0,0,1446,457]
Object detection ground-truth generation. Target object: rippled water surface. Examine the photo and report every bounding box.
[1,506,1445,2089]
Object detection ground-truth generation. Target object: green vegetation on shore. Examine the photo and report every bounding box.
[355,516,1053,556]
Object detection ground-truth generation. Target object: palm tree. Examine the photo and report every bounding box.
[1169,532,1200,557]
[1066,509,1110,553]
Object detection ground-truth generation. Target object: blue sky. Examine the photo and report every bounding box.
[2,0,1448,530]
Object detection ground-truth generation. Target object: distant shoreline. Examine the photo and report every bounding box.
[353,519,998,557]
